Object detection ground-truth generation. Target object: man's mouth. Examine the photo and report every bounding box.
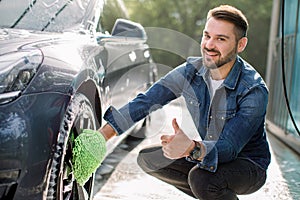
[203,48,220,58]
[206,53,218,57]
[205,50,219,57]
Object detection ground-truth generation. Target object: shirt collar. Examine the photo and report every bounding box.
[223,56,242,90]
[194,56,242,90]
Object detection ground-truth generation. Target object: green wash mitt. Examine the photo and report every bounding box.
[72,129,106,186]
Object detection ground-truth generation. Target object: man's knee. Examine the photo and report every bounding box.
[137,146,166,173]
[137,146,178,173]
[137,148,153,173]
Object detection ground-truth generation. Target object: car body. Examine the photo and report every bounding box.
[0,0,156,199]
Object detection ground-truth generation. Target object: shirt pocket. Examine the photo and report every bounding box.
[185,95,201,107]
[184,94,201,123]
[216,110,236,121]
[215,110,236,133]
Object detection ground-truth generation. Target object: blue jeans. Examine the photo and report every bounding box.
[137,146,267,200]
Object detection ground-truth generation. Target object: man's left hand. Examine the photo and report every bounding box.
[161,118,194,159]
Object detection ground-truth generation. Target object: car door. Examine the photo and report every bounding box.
[99,19,155,109]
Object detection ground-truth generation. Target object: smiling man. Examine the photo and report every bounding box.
[99,5,271,200]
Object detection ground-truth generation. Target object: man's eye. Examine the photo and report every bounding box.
[218,38,226,41]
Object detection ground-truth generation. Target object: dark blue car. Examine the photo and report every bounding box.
[0,0,156,199]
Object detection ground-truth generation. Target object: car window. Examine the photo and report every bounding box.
[0,0,104,32]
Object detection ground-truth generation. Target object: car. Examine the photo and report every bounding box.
[0,0,157,199]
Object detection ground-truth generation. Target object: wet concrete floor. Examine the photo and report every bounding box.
[93,99,300,200]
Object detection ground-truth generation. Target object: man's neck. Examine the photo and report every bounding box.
[209,59,235,80]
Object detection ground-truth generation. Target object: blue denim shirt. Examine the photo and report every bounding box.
[104,56,271,173]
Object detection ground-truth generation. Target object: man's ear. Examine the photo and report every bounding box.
[237,37,248,53]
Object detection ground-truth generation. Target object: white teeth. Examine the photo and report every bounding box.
[207,53,217,56]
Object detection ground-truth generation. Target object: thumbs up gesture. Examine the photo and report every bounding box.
[161,118,195,159]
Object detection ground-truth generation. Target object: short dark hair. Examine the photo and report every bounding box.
[207,5,248,39]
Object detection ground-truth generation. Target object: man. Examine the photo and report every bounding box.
[99,5,270,200]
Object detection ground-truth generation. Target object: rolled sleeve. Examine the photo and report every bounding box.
[198,141,218,172]
[103,106,133,135]
[185,141,218,172]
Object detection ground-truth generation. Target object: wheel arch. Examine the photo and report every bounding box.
[75,79,102,129]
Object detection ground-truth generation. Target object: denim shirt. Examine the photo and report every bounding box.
[104,56,271,173]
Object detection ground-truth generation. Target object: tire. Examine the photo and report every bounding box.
[46,93,97,200]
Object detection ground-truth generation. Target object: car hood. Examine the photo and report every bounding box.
[0,28,101,103]
[0,28,96,66]
[0,28,56,54]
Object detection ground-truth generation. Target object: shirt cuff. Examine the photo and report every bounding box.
[186,140,218,172]
[103,106,131,135]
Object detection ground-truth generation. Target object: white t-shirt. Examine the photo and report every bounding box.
[208,76,224,99]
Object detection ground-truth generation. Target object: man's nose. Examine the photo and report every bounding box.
[204,38,216,50]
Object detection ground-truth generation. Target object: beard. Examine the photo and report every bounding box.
[201,46,237,69]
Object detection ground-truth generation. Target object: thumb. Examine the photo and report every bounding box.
[172,118,180,133]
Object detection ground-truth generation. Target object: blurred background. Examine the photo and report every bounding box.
[98,0,272,78]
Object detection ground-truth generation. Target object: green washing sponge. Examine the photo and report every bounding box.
[72,129,106,186]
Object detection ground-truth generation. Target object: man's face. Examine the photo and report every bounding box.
[201,17,239,69]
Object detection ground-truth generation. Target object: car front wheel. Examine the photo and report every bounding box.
[46,93,97,200]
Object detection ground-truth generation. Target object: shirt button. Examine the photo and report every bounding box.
[209,115,212,119]
[210,166,214,170]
